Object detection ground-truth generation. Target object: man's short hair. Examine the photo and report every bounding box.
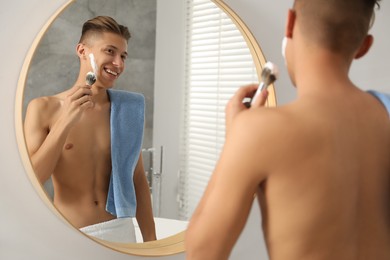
[79,16,131,44]
[294,0,381,56]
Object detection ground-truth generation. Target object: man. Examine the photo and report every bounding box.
[24,16,156,243]
[186,0,390,259]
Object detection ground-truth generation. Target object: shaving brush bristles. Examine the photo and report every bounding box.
[247,61,279,107]
[86,72,96,86]
[260,62,278,90]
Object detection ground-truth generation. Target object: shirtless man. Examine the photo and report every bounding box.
[186,0,390,259]
[24,16,156,242]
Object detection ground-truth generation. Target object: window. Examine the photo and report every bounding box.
[179,0,259,219]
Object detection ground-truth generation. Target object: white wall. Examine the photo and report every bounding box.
[1,0,389,260]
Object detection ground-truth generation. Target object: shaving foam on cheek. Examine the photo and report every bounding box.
[89,53,98,77]
[281,36,288,59]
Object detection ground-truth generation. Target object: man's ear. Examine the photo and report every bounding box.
[354,35,373,59]
[285,9,296,38]
[76,43,87,60]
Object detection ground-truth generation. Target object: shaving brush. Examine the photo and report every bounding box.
[86,71,96,86]
[250,61,279,105]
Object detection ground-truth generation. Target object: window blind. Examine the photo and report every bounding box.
[178,0,258,220]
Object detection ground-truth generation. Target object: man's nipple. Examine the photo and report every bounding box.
[64,143,74,150]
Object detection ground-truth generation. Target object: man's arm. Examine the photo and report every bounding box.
[24,98,70,184]
[134,153,157,242]
[24,87,93,184]
[186,85,271,260]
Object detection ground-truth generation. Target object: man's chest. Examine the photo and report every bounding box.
[62,108,111,156]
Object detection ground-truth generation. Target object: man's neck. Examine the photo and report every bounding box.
[90,85,110,105]
[293,51,354,98]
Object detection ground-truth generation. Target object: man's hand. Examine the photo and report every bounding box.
[57,85,94,128]
[225,84,268,138]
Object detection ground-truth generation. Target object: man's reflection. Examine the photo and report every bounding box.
[23,16,156,243]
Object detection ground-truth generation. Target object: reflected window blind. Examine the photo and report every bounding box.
[178,0,258,220]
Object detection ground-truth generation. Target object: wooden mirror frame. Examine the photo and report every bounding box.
[15,0,275,256]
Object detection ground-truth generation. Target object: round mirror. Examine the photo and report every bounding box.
[16,0,275,256]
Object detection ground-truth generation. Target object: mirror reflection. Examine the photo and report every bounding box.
[22,0,268,245]
[23,2,159,243]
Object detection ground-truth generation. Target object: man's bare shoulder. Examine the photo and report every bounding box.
[27,92,66,114]
[226,105,304,167]
[25,93,66,127]
[228,103,323,170]
[28,95,55,108]
[27,96,55,117]
[231,105,303,143]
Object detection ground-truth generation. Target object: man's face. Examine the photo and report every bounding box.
[86,32,128,88]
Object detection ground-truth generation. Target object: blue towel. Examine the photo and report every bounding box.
[367,90,390,116]
[106,89,145,218]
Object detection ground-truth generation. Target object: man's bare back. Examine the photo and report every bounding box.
[25,89,116,228]
[256,88,390,259]
[186,84,390,260]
